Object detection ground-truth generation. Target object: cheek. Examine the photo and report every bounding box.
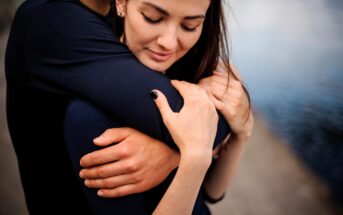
[178,30,202,56]
[125,16,152,51]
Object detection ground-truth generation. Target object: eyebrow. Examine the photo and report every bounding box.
[142,2,205,20]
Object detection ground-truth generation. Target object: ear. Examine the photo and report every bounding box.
[116,0,127,17]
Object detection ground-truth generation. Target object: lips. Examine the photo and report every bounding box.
[148,49,173,62]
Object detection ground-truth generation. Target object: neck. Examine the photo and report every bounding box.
[80,0,111,16]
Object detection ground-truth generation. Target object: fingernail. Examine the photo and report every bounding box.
[93,135,103,143]
[79,170,85,178]
[97,190,104,196]
[150,90,158,100]
[84,180,90,186]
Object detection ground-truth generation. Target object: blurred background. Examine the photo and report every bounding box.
[1,0,342,214]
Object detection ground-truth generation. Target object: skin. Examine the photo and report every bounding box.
[151,80,217,214]
[80,127,179,195]
[118,0,209,72]
[79,0,254,208]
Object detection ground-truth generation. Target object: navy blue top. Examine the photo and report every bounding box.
[5,0,230,214]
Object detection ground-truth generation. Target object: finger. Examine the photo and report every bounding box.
[93,127,134,146]
[170,80,197,103]
[84,174,137,189]
[172,80,214,108]
[200,80,226,101]
[80,142,128,167]
[221,103,237,121]
[208,94,225,112]
[97,184,140,198]
[151,89,174,121]
[80,159,130,179]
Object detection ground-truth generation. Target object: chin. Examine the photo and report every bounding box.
[136,53,176,73]
[142,60,172,74]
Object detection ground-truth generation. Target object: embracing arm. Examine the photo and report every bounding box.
[23,1,229,145]
[199,65,254,201]
[151,81,217,214]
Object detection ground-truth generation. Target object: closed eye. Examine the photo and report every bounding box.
[141,12,163,24]
[181,24,199,32]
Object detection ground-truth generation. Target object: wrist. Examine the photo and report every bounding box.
[180,150,212,170]
[169,149,181,170]
[229,132,250,143]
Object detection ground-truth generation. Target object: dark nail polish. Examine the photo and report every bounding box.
[150,90,158,100]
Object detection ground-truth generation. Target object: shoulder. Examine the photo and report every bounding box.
[25,0,129,59]
[29,0,113,39]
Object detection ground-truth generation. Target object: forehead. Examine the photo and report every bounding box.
[135,0,211,14]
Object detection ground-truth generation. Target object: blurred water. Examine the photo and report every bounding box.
[228,0,343,202]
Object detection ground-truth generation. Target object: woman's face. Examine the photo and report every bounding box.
[118,0,210,73]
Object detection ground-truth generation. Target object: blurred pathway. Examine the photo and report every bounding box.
[0,31,340,215]
[209,116,340,215]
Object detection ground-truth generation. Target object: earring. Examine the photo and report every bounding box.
[117,11,123,17]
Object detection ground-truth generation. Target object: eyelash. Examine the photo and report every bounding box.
[141,13,198,32]
[181,25,197,32]
[142,13,163,24]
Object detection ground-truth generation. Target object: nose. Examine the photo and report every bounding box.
[156,26,178,51]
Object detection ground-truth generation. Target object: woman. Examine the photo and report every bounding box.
[5,0,252,214]
[64,0,253,214]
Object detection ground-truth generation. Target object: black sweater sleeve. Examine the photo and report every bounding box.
[23,0,230,145]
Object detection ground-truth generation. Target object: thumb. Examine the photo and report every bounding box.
[93,127,134,146]
[150,90,174,122]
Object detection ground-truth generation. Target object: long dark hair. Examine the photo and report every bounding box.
[111,0,251,112]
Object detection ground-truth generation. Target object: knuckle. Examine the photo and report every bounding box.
[89,154,101,164]
[97,167,106,178]
[125,161,138,172]
[120,146,130,158]
[103,179,112,188]
[115,189,124,197]
[132,174,142,183]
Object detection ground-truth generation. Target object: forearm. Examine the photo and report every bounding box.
[24,2,230,147]
[204,135,248,200]
[153,154,211,215]
[150,80,219,214]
